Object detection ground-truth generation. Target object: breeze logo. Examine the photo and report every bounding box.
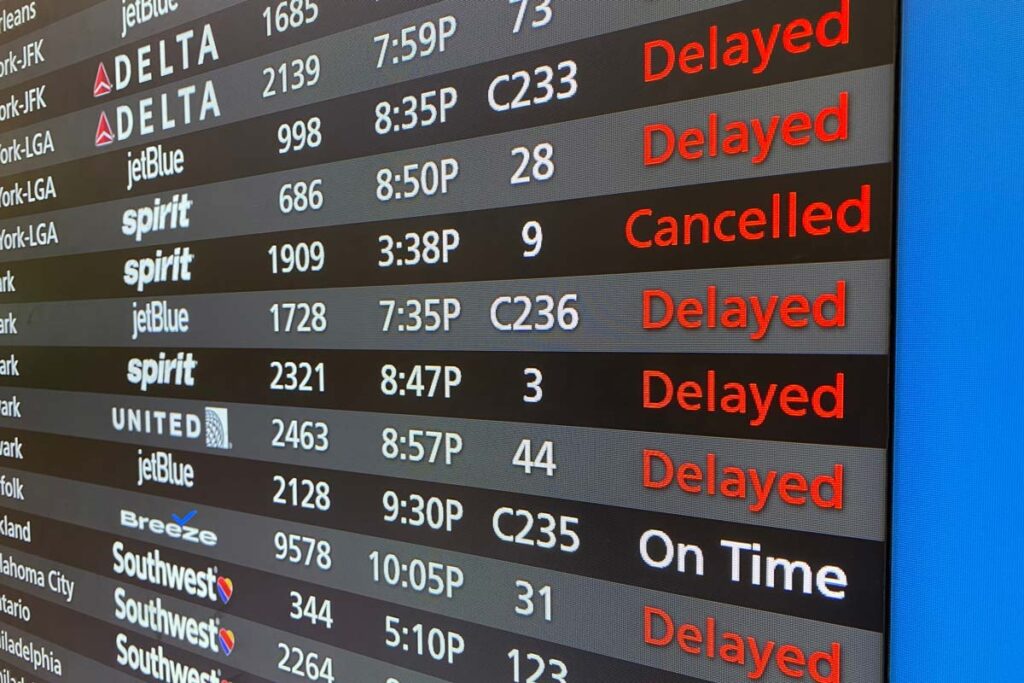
[112,542,233,605]
[120,508,218,547]
[126,351,197,391]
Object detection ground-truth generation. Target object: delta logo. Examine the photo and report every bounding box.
[94,23,220,98]
[95,111,114,147]
[92,79,220,148]
[94,62,112,98]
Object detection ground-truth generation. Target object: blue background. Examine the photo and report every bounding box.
[891,1,1023,680]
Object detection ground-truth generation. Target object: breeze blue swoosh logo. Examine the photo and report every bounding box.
[171,510,197,526]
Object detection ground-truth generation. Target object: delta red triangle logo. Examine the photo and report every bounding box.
[93,62,112,98]
[95,111,114,147]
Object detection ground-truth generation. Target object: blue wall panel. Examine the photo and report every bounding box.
[892,1,1023,680]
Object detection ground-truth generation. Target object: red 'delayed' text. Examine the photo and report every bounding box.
[645,92,849,166]
[643,370,844,427]
[644,609,842,682]
[643,450,844,513]
[642,282,847,341]
[644,0,851,81]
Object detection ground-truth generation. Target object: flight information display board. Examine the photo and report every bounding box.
[0,1,897,682]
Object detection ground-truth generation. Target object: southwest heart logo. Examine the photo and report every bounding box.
[218,628,235,656]
[95,112,114,147]
[216,576,233,604]
[94,62,112,98]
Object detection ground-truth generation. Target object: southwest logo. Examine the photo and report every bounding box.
[95,111,114,147]
[216,577,233,604]
[94,62,112,98]
[217,628,235,656]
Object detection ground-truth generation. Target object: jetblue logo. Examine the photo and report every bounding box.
[121,0,181,39]
[137,449,194,488]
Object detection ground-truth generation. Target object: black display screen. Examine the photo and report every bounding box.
[0,1,897,682]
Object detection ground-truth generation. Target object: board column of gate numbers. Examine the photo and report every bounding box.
[0,1,896,683]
